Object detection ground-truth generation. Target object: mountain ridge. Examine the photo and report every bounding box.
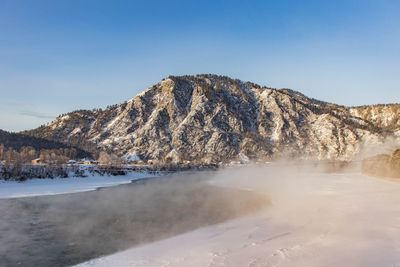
[0,129,91,158]
[21,74,400,164]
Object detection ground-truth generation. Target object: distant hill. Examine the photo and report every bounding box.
[0,129,91,158]
[22,74,400,164]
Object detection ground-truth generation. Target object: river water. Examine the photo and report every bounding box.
[0,173,267,267]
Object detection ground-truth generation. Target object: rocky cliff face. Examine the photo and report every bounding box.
[23,74,400,164]
[350,105,400,136]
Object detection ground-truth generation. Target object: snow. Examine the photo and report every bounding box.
[238,152,250,163]
[50,115,70,130]
[123,151,141,162]
[76,166,400,267]
[69,127,82,136]
[106,114,122,130]
[0,172,155,199]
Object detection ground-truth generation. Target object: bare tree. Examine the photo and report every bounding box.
[5,148,19,164]
[110,153,123,167]
[0,144,4,160]
[19,146,37,163]
[98,151,122,167]
[98,151,112,165]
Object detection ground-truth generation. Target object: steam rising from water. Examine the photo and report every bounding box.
[187,163,400,267]
[2,158,400,267]
[0,173,267,267]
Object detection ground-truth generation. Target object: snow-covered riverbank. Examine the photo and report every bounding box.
[0,172,156,199]
[76,166,400,267]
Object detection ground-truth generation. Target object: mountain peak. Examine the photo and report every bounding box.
[23,75,400,164]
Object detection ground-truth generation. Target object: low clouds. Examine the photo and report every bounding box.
[19,110,55,120]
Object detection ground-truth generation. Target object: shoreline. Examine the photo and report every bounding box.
[0,172,158,199]
[75,170,400,267]
[0,173,267,267]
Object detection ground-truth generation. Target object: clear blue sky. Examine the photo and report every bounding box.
[1,0,399,132]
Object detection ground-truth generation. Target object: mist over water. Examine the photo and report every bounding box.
[2,160,400,267]
[195,162,400,267]
[0,172,267,267]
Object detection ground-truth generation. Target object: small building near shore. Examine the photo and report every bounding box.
[31,158,42,165]
[78,159,98,165]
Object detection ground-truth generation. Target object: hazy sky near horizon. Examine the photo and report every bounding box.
[1,0,400,131]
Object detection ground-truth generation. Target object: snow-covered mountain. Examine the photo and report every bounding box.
[350,104,400,136]
[23,74,400,163]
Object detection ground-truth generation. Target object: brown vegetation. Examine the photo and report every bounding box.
[0,144,82,181]
[362,149,400,178]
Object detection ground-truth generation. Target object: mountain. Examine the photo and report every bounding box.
[23,74,400,164]
[0,129,91,158]
[350,104,400,135]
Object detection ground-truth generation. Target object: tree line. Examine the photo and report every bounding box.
[0,144,78,165]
